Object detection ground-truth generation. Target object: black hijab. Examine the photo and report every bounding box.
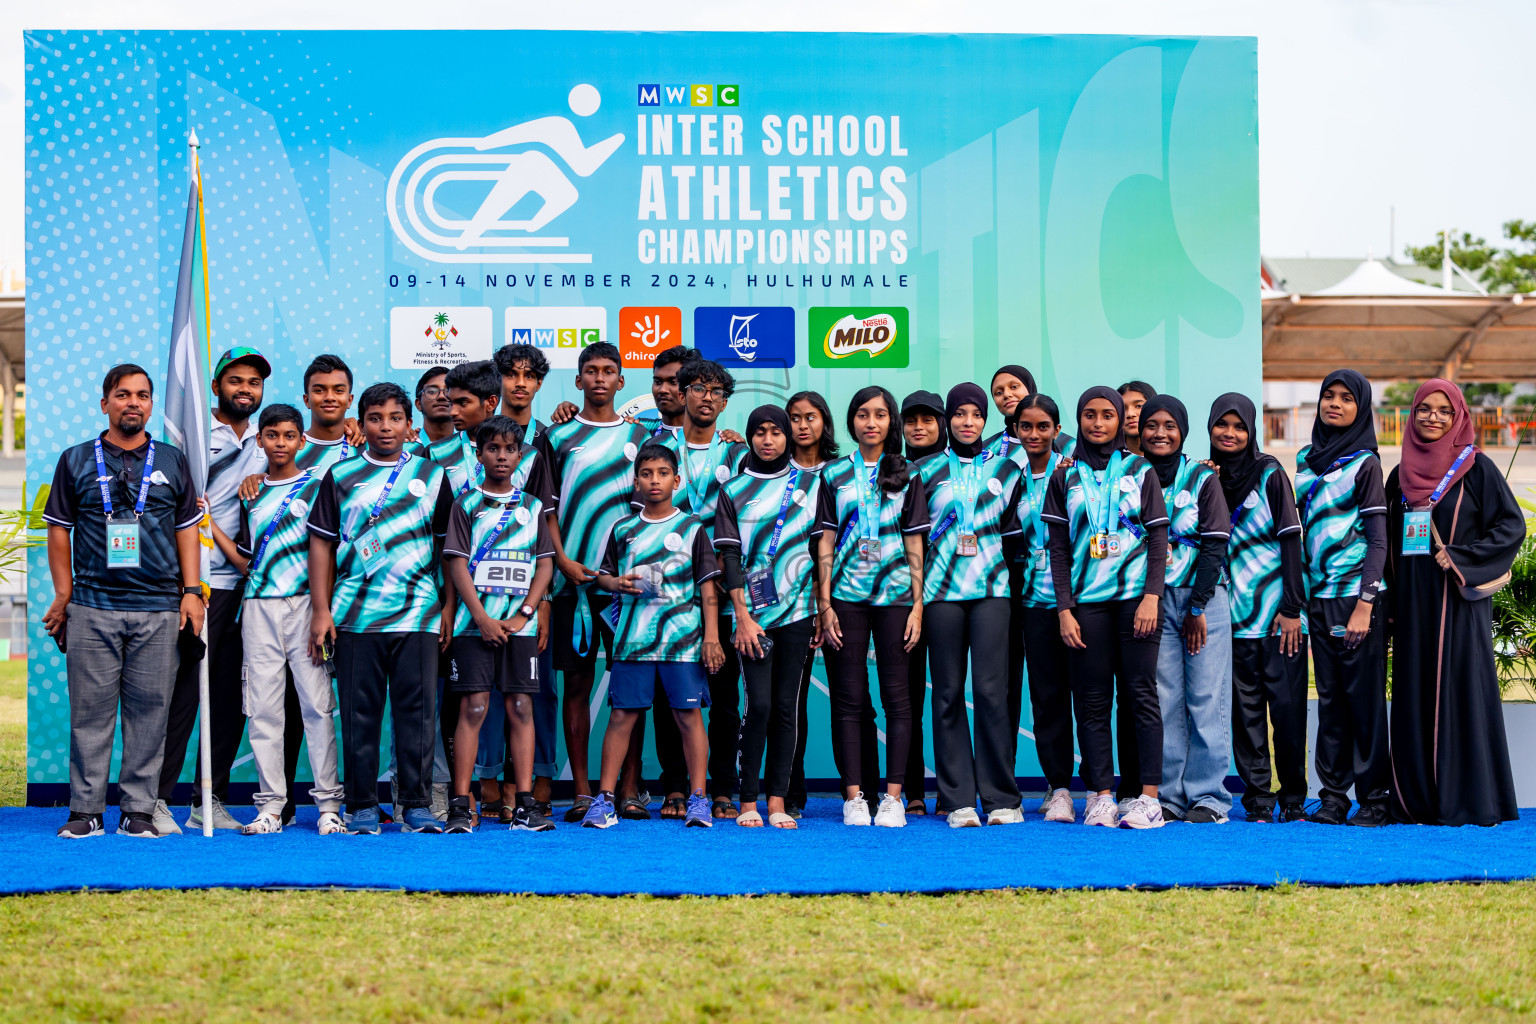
[991,364,1038,396]
[1207,392,1273,511]
[1138,394,1188,487]
[744,405,793,475]
[1306,369,1378,475]
[1074,386,1126,470]
[945,383,989,459]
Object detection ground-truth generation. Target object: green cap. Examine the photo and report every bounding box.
[213,346,272,381]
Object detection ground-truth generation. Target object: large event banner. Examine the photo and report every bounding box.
[23,30,1259,794]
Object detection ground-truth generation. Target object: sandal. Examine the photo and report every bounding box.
[768,811,798,830]
[480,801,502,826]
[736,808,764,827]
[660,795,687,819]
[563,795,594,823]
[620,795,651,820]
[711,798,739,820]
[498,802,516,826]
[906,798,927,816]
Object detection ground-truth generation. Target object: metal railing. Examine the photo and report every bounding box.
[1264,406,1517,446]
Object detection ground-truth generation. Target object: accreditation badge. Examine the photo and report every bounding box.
[1402,508,1432,556]
[746,566,780,611]
[1034,548,1050,570]
[355,525,387,578]
[957,533,979,557]
[105,521,141,569]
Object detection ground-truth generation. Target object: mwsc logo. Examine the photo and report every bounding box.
[807,308,909,369]
[386,85,624,265]
[504,307,607,370]
[637,84,739,107]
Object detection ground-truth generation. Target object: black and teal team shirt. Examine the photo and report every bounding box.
[599,509,721,662]
[915,449,1024,604]
[234,473,324,599]
[307,451,454,633]
[985,429,1078,463]
[714,466,822,628]
[1226,464,1304,638]
[659,432,748,536]
[1293,446,1387,598]
[294,434,354,476]
[815,456,930,606]
[538,416,654,590]
[1013,460,1059,609]
[443,484,553,639]
[425,431,483,497]
[1159,455,1230,589]
[1040,453,1169,605]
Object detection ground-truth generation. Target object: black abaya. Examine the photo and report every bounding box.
[1385,454,1523,826]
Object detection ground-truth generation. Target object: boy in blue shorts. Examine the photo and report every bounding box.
[584,444,725,828]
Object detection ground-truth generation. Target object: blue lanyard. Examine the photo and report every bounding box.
[681,433,724,516]
[347,451,409,539]
[762,468,801,559]
[249,472,312,570]
[1020,452,1059,546]
[455,435,483,496]
[1403,444,1475,508]
[1302,450,1369,517]
[649,419,669,439]
[945,449,988,537]
[851,454,881,546]
[1075,452,1125,536]
[93,438,155,520]
[996,434,1012,461]
[467,489,523,572]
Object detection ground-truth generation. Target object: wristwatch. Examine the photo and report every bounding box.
[182,586,202,596]
[520,604,536,617]
[1189,605,1205,617]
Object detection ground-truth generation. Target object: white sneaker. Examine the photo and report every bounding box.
[152,799,182,836]
[946,807,982,828]
[240,812,283,835]
[873,793,907,828]
[843,793,873,826]
[986,806,1024,825]
[1119,794,1166,830]
[1041,788,1076,824]
[431,783,450,822]
[185,796,243,831]
[1084,794,1119,827]
[1116,796,1137,819]
[317,811,346,835]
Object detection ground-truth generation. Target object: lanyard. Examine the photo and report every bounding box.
[93,438,155,520]
[851,454,882,546]
[1021,452,1059,546]
[996,433,1012,461]
[945,449,988,538]
[455,435,483,496]
[650,418,669,439]
[681,433,724,515]
[1075,452,1125,536]
[761,468,801,559]
[348,452,409,539]
[1405,444,1475,508]
[1302,450,1369,517]
[467,489,523,572]
[249,472,312,570]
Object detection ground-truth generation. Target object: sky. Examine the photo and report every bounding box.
[4,0,1533,275]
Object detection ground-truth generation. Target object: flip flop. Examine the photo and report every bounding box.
[711,798,739,820]
[736,808,764,827]
[768,812,798,830]
[660,796,687,819]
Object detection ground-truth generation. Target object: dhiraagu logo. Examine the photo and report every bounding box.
[808,307,909,368]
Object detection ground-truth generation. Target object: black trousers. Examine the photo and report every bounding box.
[737,616,816,804]
[336,630,437,812]
[158,586,245,803]
[652,613,741,799]
[1310,596,1389,811]
[1115,676,1144,800]
[1020,605,1075,792]
[1231,634,1310,816]
[1066,600,1162,794]
[926,598,1020,815]
[904,635,930,797]
[826,600,913,790]
[1006,566,1027,760]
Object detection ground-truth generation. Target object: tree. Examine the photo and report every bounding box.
[1463,382,1513,406]
[1382,380,1418,406]
[1406,222,1536,294]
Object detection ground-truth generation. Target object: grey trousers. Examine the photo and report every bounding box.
[66,602,181,815]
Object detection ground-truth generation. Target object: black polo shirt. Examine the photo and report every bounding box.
[43,433,201,612]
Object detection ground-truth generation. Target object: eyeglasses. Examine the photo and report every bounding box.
[1413,406,1454,422]
[418,386,446,399]
[687,384,727,400]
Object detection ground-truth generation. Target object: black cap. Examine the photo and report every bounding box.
[901,390,944,418]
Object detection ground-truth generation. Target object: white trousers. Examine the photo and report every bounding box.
[241,594,344,815]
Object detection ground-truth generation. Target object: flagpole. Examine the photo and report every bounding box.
[190,129,214,839]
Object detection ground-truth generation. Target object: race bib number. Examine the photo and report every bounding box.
[474,550,533,595]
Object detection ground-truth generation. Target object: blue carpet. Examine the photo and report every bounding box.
[2,801,1533,895]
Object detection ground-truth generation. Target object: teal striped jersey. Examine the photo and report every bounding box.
[443,485,553,638]
[540,416,653,592]
[599,509,722,661]
[1227,462,1304,637]
[714,466,822,629]
[234,472,323,599]
[815,455,929,605]
[658,431,748,537]
[425,431,483,498]
[1041,454,1168,605]
[1013,459,1059,609]
[915,448,1024,604]
[1160,457,1230,588]
[294,433,355,476]
[307,450,453,633]
[1294,446,1387,598]
[985,429,1077,463]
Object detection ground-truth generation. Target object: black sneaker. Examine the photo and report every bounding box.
[116,811,161,838]
[513,795,556,832]
[535,800,553,819]
[1279,804,1307,823]
[57,812,104,838]
[1347,804,1390,828]
[444,796,475,834]
[1246,805,1276,823]
[1310,801,1348,826]
[1184,805,1222,824]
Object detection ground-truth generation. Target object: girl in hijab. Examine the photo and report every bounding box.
[1294,369,1390,826]
[713,405,823,829]
[914,383,1026,827]
[986,364,1076,461]
[816,386,930,827]
[1042,386,1169,828]
[898,390,947,813]
[1209,393,1309,823]
[1138,395,1233,823]
[1386,380,1522,826]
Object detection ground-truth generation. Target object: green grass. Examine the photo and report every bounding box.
[2,658,1534,1020]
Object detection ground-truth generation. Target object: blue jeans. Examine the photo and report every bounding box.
[472,639,556,781]
[1155,586,1233,816]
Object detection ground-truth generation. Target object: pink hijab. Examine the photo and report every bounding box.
[1400,378,1477,505]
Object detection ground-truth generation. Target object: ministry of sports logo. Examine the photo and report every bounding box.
[386,84,624,265]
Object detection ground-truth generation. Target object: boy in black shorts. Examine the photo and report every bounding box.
[443,417,556,832]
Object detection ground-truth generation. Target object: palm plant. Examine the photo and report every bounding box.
[1490,488,1536,692]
